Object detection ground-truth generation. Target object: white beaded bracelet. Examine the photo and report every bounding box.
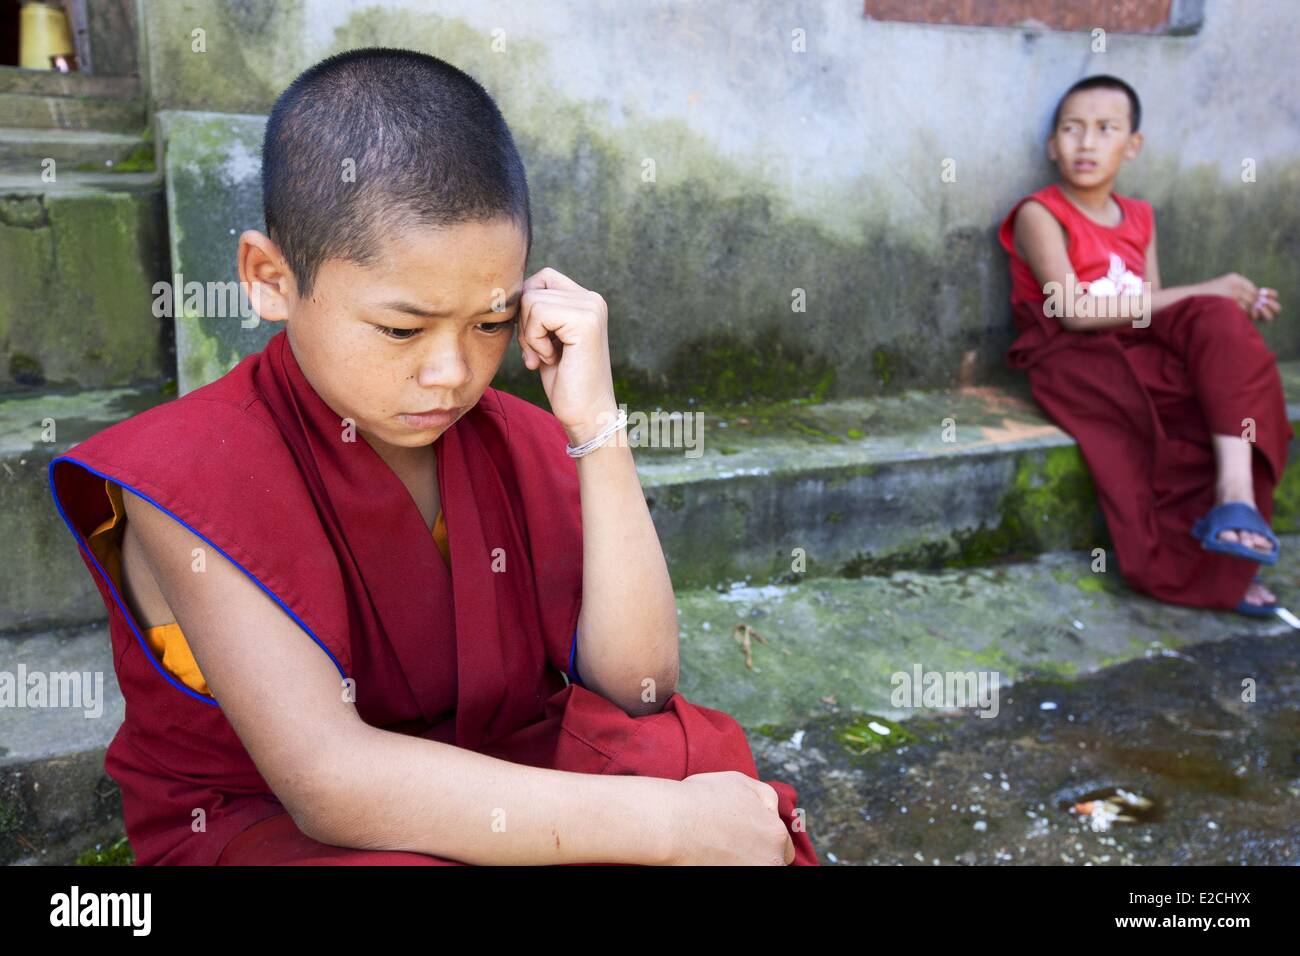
[566,408,628,458]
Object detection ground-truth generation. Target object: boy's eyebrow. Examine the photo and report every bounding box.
[1059,112,1122,124]
[376,288,523,318]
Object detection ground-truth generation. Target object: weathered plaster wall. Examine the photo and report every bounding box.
[141,0,1300,402]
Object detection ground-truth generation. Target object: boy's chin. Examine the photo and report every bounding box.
[1058,165,1111,188]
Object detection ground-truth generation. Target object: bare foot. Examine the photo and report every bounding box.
[1215,493,1277,556]
[1218,526,1276,555]
[1241,580,1276,606]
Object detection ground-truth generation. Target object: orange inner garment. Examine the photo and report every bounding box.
[85,479,449,697]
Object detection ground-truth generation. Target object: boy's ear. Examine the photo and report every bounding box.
[1123,131,1144,161]
[238,229,294,323]
[1046,135,1059,163]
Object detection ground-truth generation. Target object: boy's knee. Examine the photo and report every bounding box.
[1198,293,1250,325]
[1191,294,1263,344]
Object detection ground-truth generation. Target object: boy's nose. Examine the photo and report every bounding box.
[417,349,473,389]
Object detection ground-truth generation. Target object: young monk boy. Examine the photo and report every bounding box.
[49,48,816,866]
[1000,74,1290,615]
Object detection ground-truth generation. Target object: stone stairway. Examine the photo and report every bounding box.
[0,65,168,396]
[3,104,1299,865]
[0,64,169,864]
[0,68,147,134]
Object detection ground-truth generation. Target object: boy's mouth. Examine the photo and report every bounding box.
[397,407,462,428]
[1073,160,1098,171]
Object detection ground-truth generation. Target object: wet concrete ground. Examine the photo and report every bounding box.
[751,629,1300,865]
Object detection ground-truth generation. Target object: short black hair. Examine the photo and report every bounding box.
[262,47,532,300]
[1051,74,1141,133]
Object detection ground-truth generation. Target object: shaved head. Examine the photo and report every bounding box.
[262,47,532,300]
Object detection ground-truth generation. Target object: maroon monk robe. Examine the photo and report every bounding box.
[49,328,818,866]
[1006,295,1292,608]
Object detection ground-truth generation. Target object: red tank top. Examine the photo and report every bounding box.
[998,182,1154,317]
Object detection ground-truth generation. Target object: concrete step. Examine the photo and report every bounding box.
[0,68,140,100]
[4,539,1295,865]
[4,366,1300,634]
[0,187,170,392]
[0,128,151,174]
[0,93,146,133]
[0,382,174,635]
[641,362,1300,589]
[0,623,125,865]
[0,169,160,195]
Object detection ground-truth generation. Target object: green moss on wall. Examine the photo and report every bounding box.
[0,196,47,228]
[836,445,1106,577]
[495,331,837,412]
[8,352,44,385]
[872,347,898,387]
[1139,159,1300,362]
[1,191,166,389]
[147,0,303,113]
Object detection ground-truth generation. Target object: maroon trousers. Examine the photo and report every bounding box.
[1015,295,1292,609]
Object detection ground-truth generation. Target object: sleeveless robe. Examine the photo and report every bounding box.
[50,328,818,865]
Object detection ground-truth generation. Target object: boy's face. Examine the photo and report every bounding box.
[1047,88,1142,188]
[240,215,527,469]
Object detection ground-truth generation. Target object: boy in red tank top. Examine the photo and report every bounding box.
[999,75,1290,614]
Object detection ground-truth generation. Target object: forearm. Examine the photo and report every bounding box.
[573,425,680,714]
[1064,282,1210,332]
[301,721,678,865]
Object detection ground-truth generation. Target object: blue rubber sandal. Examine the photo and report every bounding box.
[1235,576,1280,618]
[1191,502,1279,566]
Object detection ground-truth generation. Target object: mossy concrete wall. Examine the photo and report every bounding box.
[156,111,267,393]
[0,191,168,391]
[141,0,1300,402]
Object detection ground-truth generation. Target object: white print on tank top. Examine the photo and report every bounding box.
[1082,253,1143,297]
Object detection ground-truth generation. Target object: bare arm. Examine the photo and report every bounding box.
[1013,202,1205,331]
[571,429,681,716]
[121,488,678,865]
[515,267,680,717]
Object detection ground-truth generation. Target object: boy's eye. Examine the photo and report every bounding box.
[477,315,519,334]
[375,314,518,340]
[376,325,420,341]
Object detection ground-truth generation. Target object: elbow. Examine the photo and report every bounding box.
[661,656,681,702]
[287,803,329,845]
[280,775,340,846]
[622,693,673,718]
[600,658,680,717]
[274,736,364,847]
[638,657,681,715]
[287,777,374,850]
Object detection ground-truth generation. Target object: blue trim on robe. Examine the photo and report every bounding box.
[568,626,584,687]
[48,456,351,707]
